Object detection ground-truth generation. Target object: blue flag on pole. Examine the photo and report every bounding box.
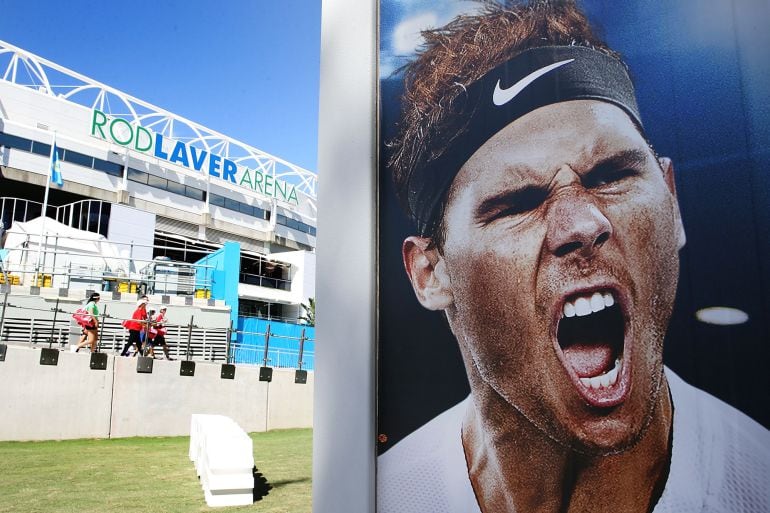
[50,142,63,187]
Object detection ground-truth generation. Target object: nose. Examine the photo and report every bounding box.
[545,192,612,258]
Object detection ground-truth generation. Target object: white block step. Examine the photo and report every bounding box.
[189,414,255,507]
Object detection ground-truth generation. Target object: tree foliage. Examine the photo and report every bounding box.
[299,297,315,326]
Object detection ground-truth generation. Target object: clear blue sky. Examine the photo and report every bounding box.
[0,0,322,172]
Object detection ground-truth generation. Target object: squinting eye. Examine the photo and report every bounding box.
[585,168,638,188]
[495,189,549,218]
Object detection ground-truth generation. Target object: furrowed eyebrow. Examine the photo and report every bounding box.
[585,149,650,177]
[474,184,550,222]
[473,149,651,222]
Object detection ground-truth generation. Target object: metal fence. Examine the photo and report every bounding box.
[0,236,215,294]
[231,321,314,370]
[0,299,229,361]
[0,297,314,369]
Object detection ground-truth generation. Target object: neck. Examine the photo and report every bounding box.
[462,378,672,513]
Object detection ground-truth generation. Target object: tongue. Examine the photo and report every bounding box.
[562,343,614,377]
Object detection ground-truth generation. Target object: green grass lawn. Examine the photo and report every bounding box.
[0,429,312,513]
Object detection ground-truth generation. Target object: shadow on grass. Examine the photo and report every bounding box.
[252,467,311,502]
[253,466,273,502]
[270,477,312,488]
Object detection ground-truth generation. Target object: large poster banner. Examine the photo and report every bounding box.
[377,1,770,512]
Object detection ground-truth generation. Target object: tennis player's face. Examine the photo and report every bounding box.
[441,101,684,453]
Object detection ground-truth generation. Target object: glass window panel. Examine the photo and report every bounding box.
[63,150,93,167]
[31,141,51,156]
[147,174,167,189]
[0,133,32,151]
[209,194,225,207]
[185,186,204,201]
[166,180,186,196]
[87,203,101,233]
[93,158,123,176]
[127,167,148,184]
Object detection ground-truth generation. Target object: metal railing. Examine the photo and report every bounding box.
[229,343,315,369]
[229,324,314,370]
[55,199,110,236]
[1,197,108,237]
[238,272,291,291]
[0,239,214,295]
[1,197,293,295]
[0,301,229,362]
[236,312,303,325]
[0,308,314,369]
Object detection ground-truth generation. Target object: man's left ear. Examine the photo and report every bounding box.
[659,157,686,249]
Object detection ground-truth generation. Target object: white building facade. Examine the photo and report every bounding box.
[0,39,316,323]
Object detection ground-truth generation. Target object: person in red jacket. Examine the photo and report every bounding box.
[146,307,174,360]
[121,298,148,357]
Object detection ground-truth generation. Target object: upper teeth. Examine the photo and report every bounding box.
[563,291,615,318]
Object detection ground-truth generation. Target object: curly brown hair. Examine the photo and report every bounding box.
[388,0,623,244]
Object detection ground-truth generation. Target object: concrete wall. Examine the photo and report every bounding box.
[267,368,315,430]
[0,345,313,441]
[0,345,114,440]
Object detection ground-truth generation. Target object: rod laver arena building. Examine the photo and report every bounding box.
[0,39,316,369]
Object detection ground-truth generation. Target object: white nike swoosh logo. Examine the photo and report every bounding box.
[492,58,575,106]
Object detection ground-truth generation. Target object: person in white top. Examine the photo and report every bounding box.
[379,369,770,512]
[380,2,770,512]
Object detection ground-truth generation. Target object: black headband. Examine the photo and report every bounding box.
[404,45,643,237]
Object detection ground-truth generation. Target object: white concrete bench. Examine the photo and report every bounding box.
[190,414,254,507]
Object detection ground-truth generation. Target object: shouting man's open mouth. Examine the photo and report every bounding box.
[555,287,630,408]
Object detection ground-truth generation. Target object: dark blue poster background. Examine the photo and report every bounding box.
[378,0,770,453]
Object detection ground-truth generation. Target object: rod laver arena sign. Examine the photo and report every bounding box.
[90,109,299,205]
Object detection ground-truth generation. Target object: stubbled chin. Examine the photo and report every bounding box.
[566,368,667,456]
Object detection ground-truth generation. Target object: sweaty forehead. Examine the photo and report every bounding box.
[449,101,647,196]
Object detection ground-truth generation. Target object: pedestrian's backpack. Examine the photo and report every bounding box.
[72,307,94,327]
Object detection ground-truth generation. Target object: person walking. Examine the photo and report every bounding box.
[146,306,174,360]
[121,297,149,356]
[74,292,100,353]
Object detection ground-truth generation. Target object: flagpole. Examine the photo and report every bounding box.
[122,146,129,190]
[33,132,56,285]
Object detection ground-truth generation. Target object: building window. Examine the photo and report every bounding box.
[185,186,205,201]
[238,298,287,321]
[93,159,123,177]
[147,174,167,189]
[31,141,52,156]
[63,149,93,167]
[0,132,33,151]
[239,203,254,216]
[165,180,186,196]
[209,193,269,221]
[274,212,316,237]
[127,167,149,184]
[210,194,225,207]
[239,254,291,291]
